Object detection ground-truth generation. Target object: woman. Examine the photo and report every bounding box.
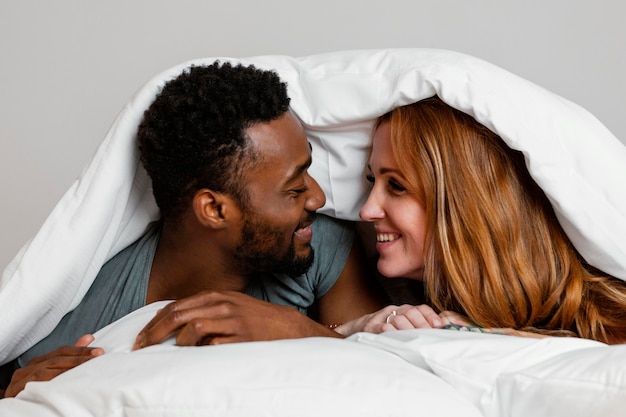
[337,96,626,344]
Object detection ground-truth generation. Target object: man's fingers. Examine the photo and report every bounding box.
[26,345,102,366]
[134,312,182,349]
[174,318,238,346]
[4,351,101,398]
[136,296,215,339]
[35,353,100,370]
[74,334,95,347]
[193,330,244,346]
[134,301,235,349]
[134,304,203,349]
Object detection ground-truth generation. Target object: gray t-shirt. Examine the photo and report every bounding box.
[18,214,353,366]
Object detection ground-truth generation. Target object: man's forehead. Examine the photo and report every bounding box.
[246,113,309,156]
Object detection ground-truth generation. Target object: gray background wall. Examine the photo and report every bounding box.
[1,0,624,270]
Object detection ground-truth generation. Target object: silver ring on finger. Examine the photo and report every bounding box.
[386,310,397,324]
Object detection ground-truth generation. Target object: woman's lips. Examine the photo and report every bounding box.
[377,232,400,243]
[375,232,400,251]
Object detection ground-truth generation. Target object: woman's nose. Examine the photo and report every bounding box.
[359,188,384,221]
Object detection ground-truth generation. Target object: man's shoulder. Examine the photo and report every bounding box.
[104,221,161,268]
[310,214,355,261]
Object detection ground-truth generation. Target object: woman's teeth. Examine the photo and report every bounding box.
[377,233,399,242]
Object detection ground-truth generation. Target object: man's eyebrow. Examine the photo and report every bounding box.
[285,155,312,184]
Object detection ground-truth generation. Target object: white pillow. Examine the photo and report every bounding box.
[6,303,624,417]
[0,302,483,417]
[496,344,626,417]
[352,329,626,417]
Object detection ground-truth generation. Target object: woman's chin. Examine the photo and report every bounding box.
[377,260,423,281]
[376,261,402,279]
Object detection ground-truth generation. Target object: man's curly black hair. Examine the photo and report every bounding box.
[137,61,291,221]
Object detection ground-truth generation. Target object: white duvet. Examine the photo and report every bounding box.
[1,49,626,416]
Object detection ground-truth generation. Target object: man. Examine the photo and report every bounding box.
[1,62,385,398]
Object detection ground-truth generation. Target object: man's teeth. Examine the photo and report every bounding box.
[377,233,399,242]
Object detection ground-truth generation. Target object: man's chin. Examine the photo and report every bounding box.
[281,250,315,278]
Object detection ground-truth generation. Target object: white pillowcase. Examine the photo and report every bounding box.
[4,302,625,417]
[353,329,626,417]
[495,344,626,417]
[0,303,483,417]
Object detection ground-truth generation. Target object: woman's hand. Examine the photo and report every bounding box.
[335,306,549,341]
[335,304,447,336]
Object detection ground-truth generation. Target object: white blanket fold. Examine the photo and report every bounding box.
[2,48,625,364]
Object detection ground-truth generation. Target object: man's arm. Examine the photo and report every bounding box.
[133,290,343,349]
[132,234,387,349]
[1,335,103,398]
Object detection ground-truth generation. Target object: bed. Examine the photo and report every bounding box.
[1,49,625,416]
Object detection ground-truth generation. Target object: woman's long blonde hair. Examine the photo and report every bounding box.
[381,96,626,344]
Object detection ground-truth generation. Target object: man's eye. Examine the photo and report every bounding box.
[291,187,308,195]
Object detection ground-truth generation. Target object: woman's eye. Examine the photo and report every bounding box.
[365,174,375,184]
[388,178,406,192]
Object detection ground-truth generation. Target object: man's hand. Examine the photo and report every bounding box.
[133,290,341,349]
[4,334,103,398]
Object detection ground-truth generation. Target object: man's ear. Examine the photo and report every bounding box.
[193,189,233,229]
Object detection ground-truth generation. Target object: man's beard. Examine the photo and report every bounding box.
[234,212,316,278]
